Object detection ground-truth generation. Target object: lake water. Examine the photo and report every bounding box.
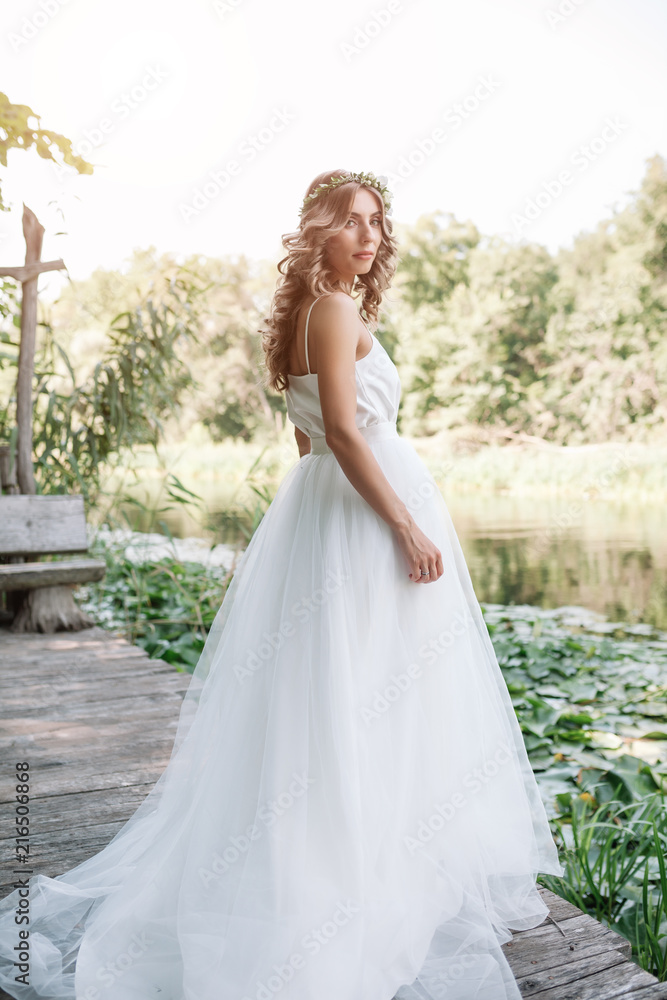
[442,492,667,630]
[120,485,667,631]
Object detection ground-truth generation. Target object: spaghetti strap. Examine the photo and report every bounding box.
[303,297,372,375]
[303,297,322,375]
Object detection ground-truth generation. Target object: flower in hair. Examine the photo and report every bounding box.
[299,171,393,217]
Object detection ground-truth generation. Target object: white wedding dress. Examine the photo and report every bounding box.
[0,298,563,1000]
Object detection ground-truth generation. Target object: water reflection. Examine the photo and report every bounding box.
[443,493,667,630]
[117,485,667,630]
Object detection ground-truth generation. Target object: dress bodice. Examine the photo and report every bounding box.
[284,301,401,439]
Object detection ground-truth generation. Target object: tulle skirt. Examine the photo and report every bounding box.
[0,420,563,1000]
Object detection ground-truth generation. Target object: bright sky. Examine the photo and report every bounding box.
[1,0,666,295]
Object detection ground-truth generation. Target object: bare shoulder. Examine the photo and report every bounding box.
[310,291,359,327]
[307,294,361,373]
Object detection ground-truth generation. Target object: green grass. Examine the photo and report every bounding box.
[80,533,234,671]
[539,793,667,979]
[99,424,667,509]
[410,433,667,502]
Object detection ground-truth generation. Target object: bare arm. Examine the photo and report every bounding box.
[310,293,443,583]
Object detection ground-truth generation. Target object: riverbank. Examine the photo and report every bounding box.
[100,427,667,514]
[415,431,667,502]
[93,431,667,630]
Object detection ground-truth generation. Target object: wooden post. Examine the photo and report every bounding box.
[0,444,18,493]
[0,206,65,494]
[16,207,43,494]
[1,208,66,491]
[0,209,84,631]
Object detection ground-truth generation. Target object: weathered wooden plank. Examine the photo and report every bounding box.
[0,658,170,683]
[0,625,185,918]
[532,888,585,922]
[504,909,633,977]
[0,558,106,589]
[520,951,667,997]
[503,888,667,996]
[1,676,189,710]
[0,712,186,745]
[0,645,152,670]
[0,784,163,844]
[0,765,173,807]
[1,655,188,687]
[613,987,667,999]
[0,495,89,555]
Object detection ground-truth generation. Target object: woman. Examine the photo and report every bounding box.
[264,171,444,588]
[0,170,563,1000]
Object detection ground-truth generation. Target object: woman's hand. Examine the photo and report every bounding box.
[394,520,444,584]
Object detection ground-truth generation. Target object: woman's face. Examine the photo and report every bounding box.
[325,186,384,286]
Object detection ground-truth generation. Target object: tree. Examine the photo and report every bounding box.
[393,215,557,439]
[32,273,202,503]
[48,249,286,445]
[0,93,95,496]
[393,212,479,310]
[540,155,667,443]
[0,91,93,212]
[392,158,667,445]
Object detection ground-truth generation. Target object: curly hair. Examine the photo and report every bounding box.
[260,169,400,393]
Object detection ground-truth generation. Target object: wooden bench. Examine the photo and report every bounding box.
[0,494,106,632]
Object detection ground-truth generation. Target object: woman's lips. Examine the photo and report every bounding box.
[353,252,374,258]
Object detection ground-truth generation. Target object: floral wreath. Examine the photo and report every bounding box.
[299,171,393,217]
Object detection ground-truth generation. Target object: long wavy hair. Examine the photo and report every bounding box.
[260,170,400,393]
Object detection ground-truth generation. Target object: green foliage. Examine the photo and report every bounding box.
[398,237,559,435]
[78,471,233,669]
[395,153,667,444]
[540,793,667,979]
[30,273,204,502]
[393,212,480,309]
[505,598,667,977]
[207,445,281,543]
[0,91,93,211]
[3,156,667,491]
[483,604,667,790]
[45,249,282,445]
[0,279,20,440]
[82,534,232,671]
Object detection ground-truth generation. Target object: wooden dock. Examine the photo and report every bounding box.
[0,625,665,999]
[0,626,190,897]
[503,891,667,998]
